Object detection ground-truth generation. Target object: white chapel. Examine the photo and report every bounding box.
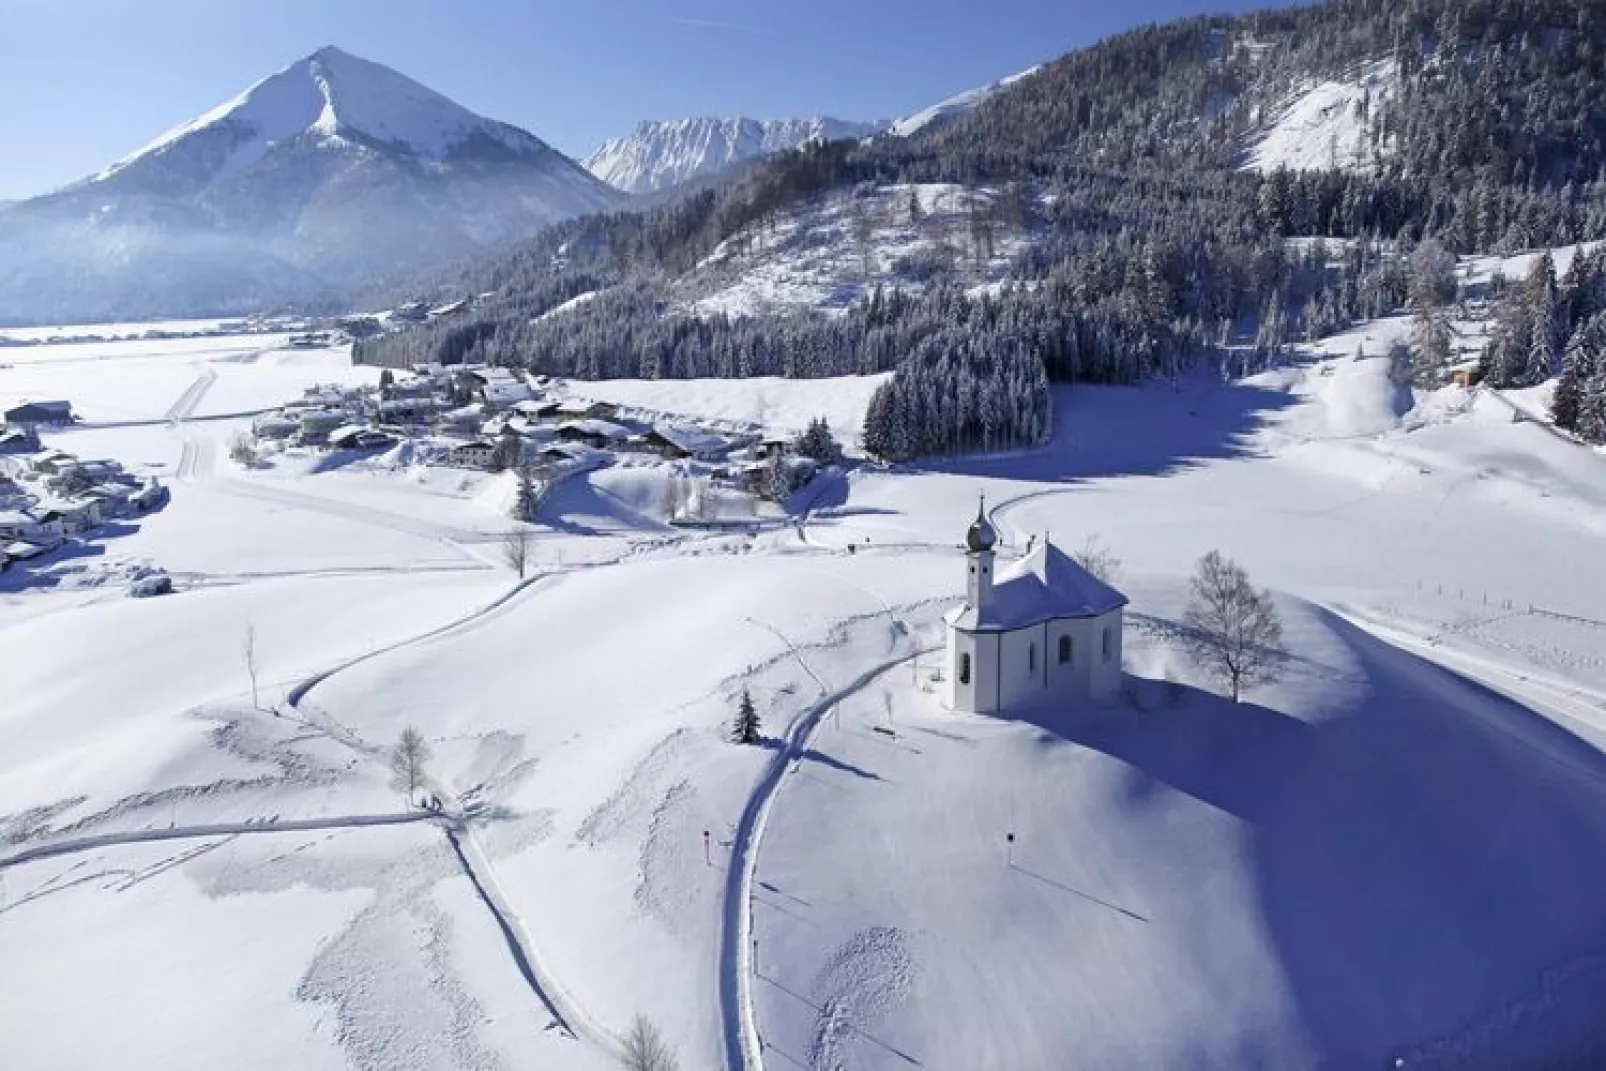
[945,501,1127,715]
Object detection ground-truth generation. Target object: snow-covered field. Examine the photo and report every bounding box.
[5,283,1606,1070]
[570,373,891,447]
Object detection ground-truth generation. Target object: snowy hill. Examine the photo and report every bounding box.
[583,117,889,195]
[678,181,1028,318]
[1240,59,1398,173]
[0,47,622,325]
[7,298,1606,1066]
[887,67,1042,138]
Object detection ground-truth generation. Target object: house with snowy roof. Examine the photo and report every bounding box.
[945,501,1127,715]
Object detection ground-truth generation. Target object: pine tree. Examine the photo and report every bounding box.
[513,464,540,522]
[731,689,761,745]
[1562,313,1606,442]
[794,417,843,464]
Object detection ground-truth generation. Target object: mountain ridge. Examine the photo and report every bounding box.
[584,115,888,194]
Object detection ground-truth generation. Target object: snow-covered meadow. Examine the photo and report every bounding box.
[4,286,1606,1070]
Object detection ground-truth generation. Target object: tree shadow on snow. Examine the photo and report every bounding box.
[915,379,1296,484]
[1018,615,1606,1067]
[756,736,884,782]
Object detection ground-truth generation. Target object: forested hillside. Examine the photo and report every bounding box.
[361,0,1606,459]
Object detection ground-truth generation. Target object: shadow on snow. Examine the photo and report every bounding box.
[914,378,1296,484]
[1017,610,1606,1067]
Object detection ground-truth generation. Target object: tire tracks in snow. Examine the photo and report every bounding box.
[720,622,937,1071]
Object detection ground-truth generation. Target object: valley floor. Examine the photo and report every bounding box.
[4,316,1606,1069]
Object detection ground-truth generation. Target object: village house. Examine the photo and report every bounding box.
[439,404,485,433]
[295,409,350,445]
[0,427,41,454]
[752,436,793,461]
[511,399,561,422]
[556,418,632,450]
[328,425,397,451]
[0,509,42,542]
[253,413,300,441]
[945,503,1127,715]
[21,449,75,477]
[645,423,737,462]
[2,540,52,569]
[35,498,103,536]
[447,440,498,470]
[376,397,440,423]
[82,482,137,517]
[3,400,74,427]
[554,399,619,422]
[428,297,473,319]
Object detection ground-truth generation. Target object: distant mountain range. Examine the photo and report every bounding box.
[0,46,622,325]
[583,117,889,195]
[579,69,1041,196]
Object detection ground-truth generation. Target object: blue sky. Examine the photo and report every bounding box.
[1,0,1296,199]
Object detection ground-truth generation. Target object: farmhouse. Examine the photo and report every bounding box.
[646,423,735,461]
[554,399,619,422]
[4,401,74,427]
[328,425,396,451]
[447,440,497,470]
[945,503,1127,715]
[557,419,631,449]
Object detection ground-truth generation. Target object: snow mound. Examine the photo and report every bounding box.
[1242,59,1397,174]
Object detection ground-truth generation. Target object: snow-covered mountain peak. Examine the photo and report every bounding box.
[96,46,542,185]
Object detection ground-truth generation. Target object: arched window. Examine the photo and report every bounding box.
[1102,626,1114,663]
[959,653,971,685]
[1058,635,1073,664]
[1029,643,1037,672]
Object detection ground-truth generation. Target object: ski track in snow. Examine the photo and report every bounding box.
[278,568,631,1059]
[0,811,437,871]
[719,629,937,1071]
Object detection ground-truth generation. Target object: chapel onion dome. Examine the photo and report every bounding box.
[966,501,997,552]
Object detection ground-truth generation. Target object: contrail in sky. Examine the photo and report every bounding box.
[667,15,770,35]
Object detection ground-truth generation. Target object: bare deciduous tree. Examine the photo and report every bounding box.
[1073,535,1122,585]
[1183,550,1285,702]
[389,727,432,806]
[229,432,258,467]
[502,525,535,578]
[243,623,261,710]
[620,1015,678,1071]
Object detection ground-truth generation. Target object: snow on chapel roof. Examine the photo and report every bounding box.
[947,539,1127,632]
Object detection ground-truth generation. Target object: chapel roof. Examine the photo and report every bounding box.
[946,539,1127,632]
